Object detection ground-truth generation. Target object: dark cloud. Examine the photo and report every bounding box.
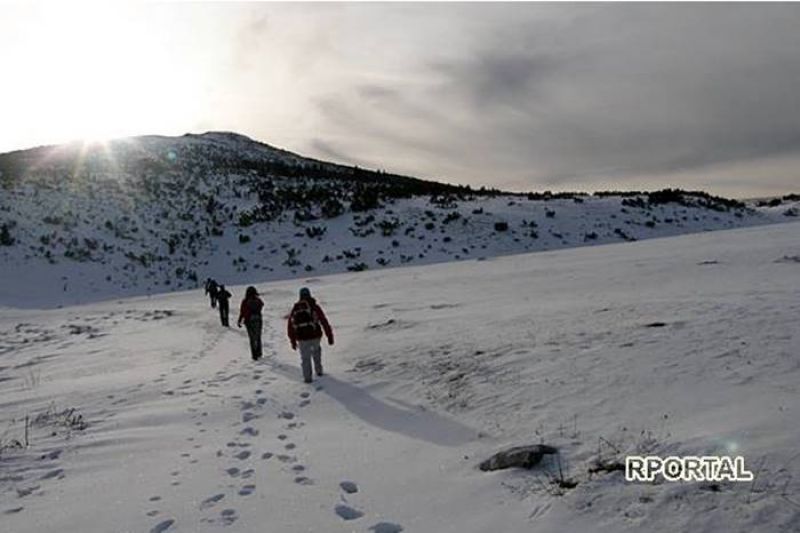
[430,52,561,108]
[306,3,800,195]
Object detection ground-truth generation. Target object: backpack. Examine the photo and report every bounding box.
[291,301,319,336]
[246,297,263,316]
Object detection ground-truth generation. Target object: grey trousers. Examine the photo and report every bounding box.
[297,339,323,382]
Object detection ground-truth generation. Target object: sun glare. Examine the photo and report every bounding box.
[3,4,200,150]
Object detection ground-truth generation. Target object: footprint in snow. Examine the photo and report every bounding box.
[369,523,404,533]
[299,400,310,408]
[284,443,296,450]
[340,481,358,494]
[4,507,24,515]
[300,392,311,399]
[220,509,238,526]
[294,476,314,486]
[261,452,273,460]
[242,412,257,423]
[240,427,259,437]
[278,434,288,441]
[334,504,364,520]
[226,467,240,478]
[146,510,159,517]
[278,411,295,420]
[200,494,225,510]
[238,484,256,496]
[149,519,175,533]
[16,486,39,498]
[149,496,161,502]
[40,468,64,480]
[235,450,251,460]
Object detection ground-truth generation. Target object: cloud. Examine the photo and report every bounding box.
[302,3,800,195]
[4,3,799,196]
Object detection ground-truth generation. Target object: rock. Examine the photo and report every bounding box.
[479,444,558,471]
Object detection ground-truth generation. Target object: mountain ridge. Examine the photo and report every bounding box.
[0,132,797,308]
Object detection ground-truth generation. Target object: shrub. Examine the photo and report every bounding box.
[377,218,400,237]
[322,198,345,218]
[443,212,461,224]
[0,223,14,246]
[305,225,327,238]
[351,187,380,212]
[347,262,368,272]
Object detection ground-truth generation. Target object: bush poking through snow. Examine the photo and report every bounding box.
[494,221,509,232]
[0,222,15,246]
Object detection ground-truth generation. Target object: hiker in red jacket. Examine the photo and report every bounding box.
[287,287,334,383]
[237,286,264,360]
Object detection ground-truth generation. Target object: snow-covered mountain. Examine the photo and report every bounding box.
[0,132,797,308]
[0,221,798,532]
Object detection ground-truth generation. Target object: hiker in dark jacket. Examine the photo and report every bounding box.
[287,287,333,383]
[205,278,219,308]
[237,286,264,360]
[217,284,232,327]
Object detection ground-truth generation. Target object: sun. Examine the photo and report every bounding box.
[3,3,200,149]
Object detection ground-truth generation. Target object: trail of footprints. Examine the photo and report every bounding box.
[144,331,403,532]
[1,446,67,517]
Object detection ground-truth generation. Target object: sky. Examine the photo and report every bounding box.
[2,2,799,198]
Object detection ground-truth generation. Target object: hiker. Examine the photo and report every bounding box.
[205,278,219,308]
[217,284,232,327]
[237,286,264,360]
[287,287,334,383]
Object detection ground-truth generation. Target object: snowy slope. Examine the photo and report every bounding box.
[1,132,797,308]
[1,221,798,533]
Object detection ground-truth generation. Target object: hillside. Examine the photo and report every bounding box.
[0,132,798,307]
[0,221,798,532]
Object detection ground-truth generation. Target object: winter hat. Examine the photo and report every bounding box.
[299,287,311,299]
[246,286,259,297]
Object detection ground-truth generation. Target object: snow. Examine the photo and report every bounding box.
[1,220,798,532]
[2,132,797,309]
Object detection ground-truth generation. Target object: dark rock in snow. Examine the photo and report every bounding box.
[479,444,558,471]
